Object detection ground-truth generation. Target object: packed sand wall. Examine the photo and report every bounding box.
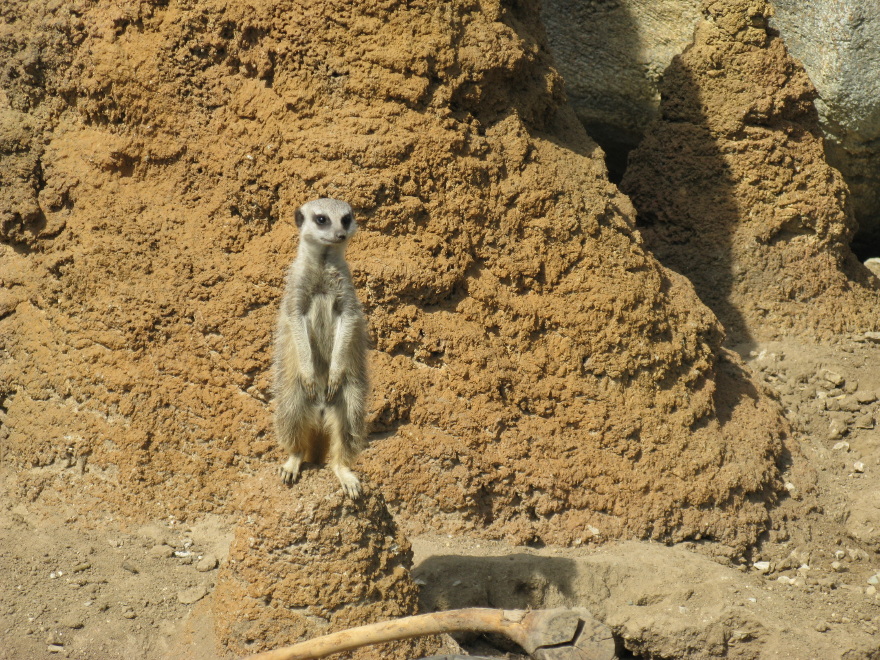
[1,0,788,551]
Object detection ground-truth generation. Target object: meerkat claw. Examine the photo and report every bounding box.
[301,376,318,400]
[333,465,362,498]
[280,456,302,485]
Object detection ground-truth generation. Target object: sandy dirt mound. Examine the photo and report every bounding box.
[0,0,787,551]
[212,467,438,658]
[620,0,880,343]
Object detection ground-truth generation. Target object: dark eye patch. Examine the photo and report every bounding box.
[314,214,329,226]
[341,214,352,229]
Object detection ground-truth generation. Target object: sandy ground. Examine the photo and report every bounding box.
[2,335,880,659]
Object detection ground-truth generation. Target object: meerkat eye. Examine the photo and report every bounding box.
[341,214,352,229]
[314,214,329,226]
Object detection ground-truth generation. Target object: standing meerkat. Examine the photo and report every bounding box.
[273,198,369,497]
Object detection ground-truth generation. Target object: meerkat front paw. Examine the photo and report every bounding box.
[332,465,362,498]
[280,455,302,485]
[299,373,319,400]
[326,371,343,402]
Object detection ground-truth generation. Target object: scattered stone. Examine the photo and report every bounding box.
[72,563,91,573]
[854,414,875,429]
[195,554,218,572]
[820,370,845,388]
[867,574,880,585]
[61,616,84,630]
[833,441,850,451]
[854,461,866,473]
[121,561,139,574]
[864,331,880,343]
[831,561,846,572]
[777,575,793,585]
[47,645,65,654]
[753,561,772,573]
[122,608,136,620]
[177,584,208,605]
[816,577,838,589]
[148,544,175,559]
[835,550,846,560]
[856,390,878,404]
[847,548,869,562]
[815,621,829,632]
[45,632,63,646]
[868,586,877,596]
[840,396,862,412]
[828,418,847,439]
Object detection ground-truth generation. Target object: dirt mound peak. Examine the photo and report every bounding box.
[212,467,439,658]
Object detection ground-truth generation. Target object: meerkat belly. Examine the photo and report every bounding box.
[306,292,340,368]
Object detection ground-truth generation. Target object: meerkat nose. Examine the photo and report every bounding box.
[335,232,347,241]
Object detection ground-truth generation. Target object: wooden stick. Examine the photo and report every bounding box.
[245,608,529,660]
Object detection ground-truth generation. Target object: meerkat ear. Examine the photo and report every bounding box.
[295,207,305,227]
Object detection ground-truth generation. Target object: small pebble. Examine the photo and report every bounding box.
[832,441,850,451]
[868,586,877,596]
[195,554,218,572]
[854,461,866,473]
[45,632,63,646]
[864,331,880,343]
[867,574,880,585]
[177,584,208,605]
[47,645,65,654]
[815,622,829,632]
[854,414,875,429]
[753,561,771,573]
[72,563,91,573]
[828,419,847,440]
[122,561,139,574]
[122,609,136,620]
[821,370,845,387]
[831,561,845,572]
[62,617,84,630]
[777,576,792,585]
[149,544,175,559]
[840,396,862,412]
[835,550,846,560]
[855,390,877,404]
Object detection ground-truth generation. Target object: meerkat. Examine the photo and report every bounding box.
[273,198,369,497]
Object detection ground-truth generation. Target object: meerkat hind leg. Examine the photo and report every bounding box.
[325,411,362,498]
[280,452,303,485]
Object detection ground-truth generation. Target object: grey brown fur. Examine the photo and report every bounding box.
[273,198,369,497]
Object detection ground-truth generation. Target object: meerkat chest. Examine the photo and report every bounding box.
[304,267,345,319]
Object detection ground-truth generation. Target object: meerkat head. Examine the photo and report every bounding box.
[295,198,357,249]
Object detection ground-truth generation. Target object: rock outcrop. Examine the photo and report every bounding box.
[621,0,880,342]
[542,0,880,251]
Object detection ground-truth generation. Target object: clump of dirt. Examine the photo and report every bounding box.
[212,467,439,659]
[621,0,880,343]
[1,0,786,554]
